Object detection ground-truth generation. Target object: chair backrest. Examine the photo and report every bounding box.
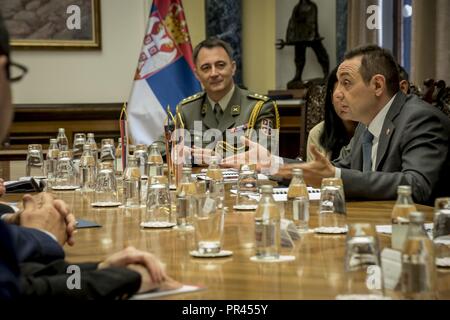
[304,84,326,135]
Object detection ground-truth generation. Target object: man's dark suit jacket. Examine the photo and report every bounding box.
[332,92,450,205]
[0,220,20,299]
[0,211,65,264]
[20,260,141,300]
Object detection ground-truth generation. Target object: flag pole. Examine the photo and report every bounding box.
[120,103,129,170]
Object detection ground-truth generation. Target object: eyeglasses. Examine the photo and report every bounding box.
[9,61,28,82]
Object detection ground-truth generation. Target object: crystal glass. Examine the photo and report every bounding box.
[292,196,309,232]
[317,177,347,233]
[55,150,77,187]
[94,162,118,204]
[235,164,259,209]
[192,194,223,254]
[174,195,195,231]
[144,184,172,223]
[338,223,384,299]
[433,198,450,268]
[26,144,45,178]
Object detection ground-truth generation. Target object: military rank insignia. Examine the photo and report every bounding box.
[231,105,241,116]
[261,119,273,136]
[201,104,208,115]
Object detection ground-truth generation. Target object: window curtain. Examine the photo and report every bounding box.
[346,0,380,51]
[411,0,450,85]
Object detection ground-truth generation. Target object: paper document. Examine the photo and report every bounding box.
[376,223,434,239]
[231,187,321,201]
[131,285,204,300]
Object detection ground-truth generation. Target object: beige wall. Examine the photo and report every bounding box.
[11,0,147,104]
[10,0,278,104]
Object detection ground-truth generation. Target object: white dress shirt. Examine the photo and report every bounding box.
[207,85,235,112]
[335,94,397,177]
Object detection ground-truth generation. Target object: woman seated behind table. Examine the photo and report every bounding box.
[306,67,358,162]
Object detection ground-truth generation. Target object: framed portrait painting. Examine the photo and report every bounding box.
[0,0,101,49]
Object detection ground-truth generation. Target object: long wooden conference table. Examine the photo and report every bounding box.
[4,182,448,300]
[0,153,447,301]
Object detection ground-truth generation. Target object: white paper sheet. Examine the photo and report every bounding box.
[130,285,204,300]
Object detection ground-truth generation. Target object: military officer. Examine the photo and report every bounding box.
[176,37,279,165]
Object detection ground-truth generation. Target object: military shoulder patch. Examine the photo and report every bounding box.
[248,92,270,102]
[260,118,274,136]
[180,92,205,105]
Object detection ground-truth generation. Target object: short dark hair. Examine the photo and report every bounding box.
[193,37,234,65]
[344,45,400,96]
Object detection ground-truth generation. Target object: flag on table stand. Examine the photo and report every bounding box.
[128,0,201,145]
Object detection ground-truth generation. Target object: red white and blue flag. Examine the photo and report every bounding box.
[128,0,200,144]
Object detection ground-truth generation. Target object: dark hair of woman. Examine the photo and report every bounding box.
[319,66,356,160]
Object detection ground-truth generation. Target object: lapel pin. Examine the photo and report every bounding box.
[201,104,207,116]
[386,128,391,136]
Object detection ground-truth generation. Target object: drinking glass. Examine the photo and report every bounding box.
[433,198,450,267]
[317,178,347,233]
[93,162,118,204]
[338,223,384,299]
[26,144,45,178]
[55,150,77,188]
[192,194,224,254]
[144,184,172,223]
[292,196,309,232]
[235,164,259,210]
[174,195,195,231]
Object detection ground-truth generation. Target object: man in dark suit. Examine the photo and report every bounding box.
[223,45,450,205]
[0,14,173,299]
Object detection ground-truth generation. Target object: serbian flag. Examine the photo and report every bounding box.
[128,0,201,144]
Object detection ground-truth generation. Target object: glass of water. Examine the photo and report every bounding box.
[55,150,77,188]
[26,144,45,178]
[192,194,223,254]
[145,184,172,223]
[235,164,259,210]
[93,162,118,204]
[317,178,347,234]
[338,223,384,299]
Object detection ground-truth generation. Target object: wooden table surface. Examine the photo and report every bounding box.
[6,186,448,300]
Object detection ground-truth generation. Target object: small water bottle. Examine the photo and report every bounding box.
[56,128,69,151]
[391,185,417,250]
[123,155,141,208]
[46,138,59,187]
[255,185,280,261]
[401,211,437,300]
[79,144,96,191]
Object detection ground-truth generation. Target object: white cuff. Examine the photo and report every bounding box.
[37,229,58,243]
[335,167,341,179]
